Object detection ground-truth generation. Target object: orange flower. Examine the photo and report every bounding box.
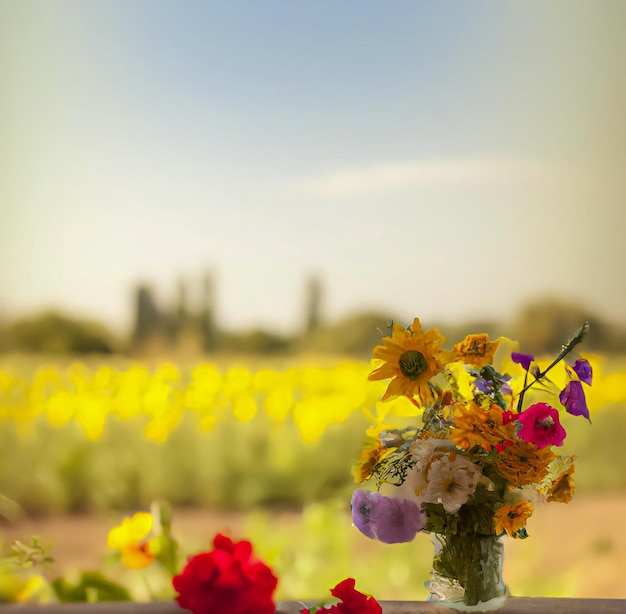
[368,318,454,402]
[449,401,515,452]
[547,464,576,503]
[496,440,556,487]
[453,334,501,367]
[494,501,534,536]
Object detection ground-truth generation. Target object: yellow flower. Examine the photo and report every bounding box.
[494,500,534,536]
[547,464,576,503]
[107,512,154,569]
[453,334,501,367]
[351,437,393,483]
[368,318,454,402]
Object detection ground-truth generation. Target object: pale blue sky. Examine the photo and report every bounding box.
[2,1,625,333]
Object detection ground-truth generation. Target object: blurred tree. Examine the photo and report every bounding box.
[297,312,395,357]
[200,272,219,352]
[131,284,168,352]
[220,329,292,354]
[5,311,115,354]
[174,277,189,341]
[511,297,625,354]
[304,274,323,334]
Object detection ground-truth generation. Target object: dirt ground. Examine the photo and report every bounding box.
[2,493,625,599]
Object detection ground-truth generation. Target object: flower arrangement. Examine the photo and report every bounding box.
[351,318,592,611]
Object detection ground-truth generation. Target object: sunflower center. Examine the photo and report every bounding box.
[398,350,428,380]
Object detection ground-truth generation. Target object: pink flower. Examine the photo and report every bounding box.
[517,403,566,449]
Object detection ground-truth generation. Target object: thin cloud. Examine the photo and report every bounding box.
[310,158,549,196]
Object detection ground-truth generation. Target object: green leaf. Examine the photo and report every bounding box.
[51,571,131,603]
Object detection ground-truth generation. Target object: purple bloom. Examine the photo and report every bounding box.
[559,380,591,421]
[351,489,425,544]
[573,358,593,386]
[511,352,534,371]
[474,378,493,394]
[499,381,513,395]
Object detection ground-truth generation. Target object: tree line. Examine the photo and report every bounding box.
[0,295,625,357]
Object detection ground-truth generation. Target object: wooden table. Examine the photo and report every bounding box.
[0,599,623,613]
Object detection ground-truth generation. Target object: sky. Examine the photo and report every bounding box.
[1,1,625,335]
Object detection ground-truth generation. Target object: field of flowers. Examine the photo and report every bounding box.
[1,351,626,602]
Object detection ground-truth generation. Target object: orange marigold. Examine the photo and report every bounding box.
[494,500,534,536]
[449,402,515,452]
[496,439,556,487]
[453,334,501,367]
[547,464,576,503]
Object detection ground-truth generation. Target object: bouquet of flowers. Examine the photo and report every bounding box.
[351,318,592,611]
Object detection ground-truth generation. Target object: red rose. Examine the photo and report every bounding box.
[301,578,382,614]
[173,533,278,614]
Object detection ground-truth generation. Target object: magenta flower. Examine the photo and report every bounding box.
[560,380,591,421]
[573,358,593,386]
[351,489,425,544]
[517,403,566,449]
[511,352,534,371]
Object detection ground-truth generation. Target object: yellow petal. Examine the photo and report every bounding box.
[107,512,153,549]
[121,543,153,569]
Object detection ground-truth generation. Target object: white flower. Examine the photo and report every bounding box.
[422,453,480,513]
[410,438,455,470]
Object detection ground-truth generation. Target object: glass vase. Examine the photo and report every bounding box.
[426,532,507,612]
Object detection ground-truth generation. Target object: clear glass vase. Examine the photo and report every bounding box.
[426,532,507,612]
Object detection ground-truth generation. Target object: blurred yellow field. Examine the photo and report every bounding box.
[1,352,625,601]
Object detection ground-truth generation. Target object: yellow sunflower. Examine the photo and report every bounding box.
[368,318,454,402]
[453,333,501,366]
[494,500,534,536]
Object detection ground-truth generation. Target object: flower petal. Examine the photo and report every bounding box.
[511,352,534,371]
[573,358,593,386]
[559,380,591,421]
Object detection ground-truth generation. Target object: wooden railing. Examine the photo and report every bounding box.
[0,599,624,613]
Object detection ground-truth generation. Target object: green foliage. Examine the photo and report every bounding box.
[5,537,54,568]
[4,312,116,354]
[0,409,368,514]
[0,400,625,516]
[511,297,626,354]
[51,572,131,602]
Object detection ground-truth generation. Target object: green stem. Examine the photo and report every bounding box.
[515,321,589,412]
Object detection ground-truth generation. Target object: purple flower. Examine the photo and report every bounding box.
[573,358,593,386]
[559,380,591,421]
[511,352,534,371]
[499,381,513,395]
[474,378,493,394]
[351,489,425,544]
